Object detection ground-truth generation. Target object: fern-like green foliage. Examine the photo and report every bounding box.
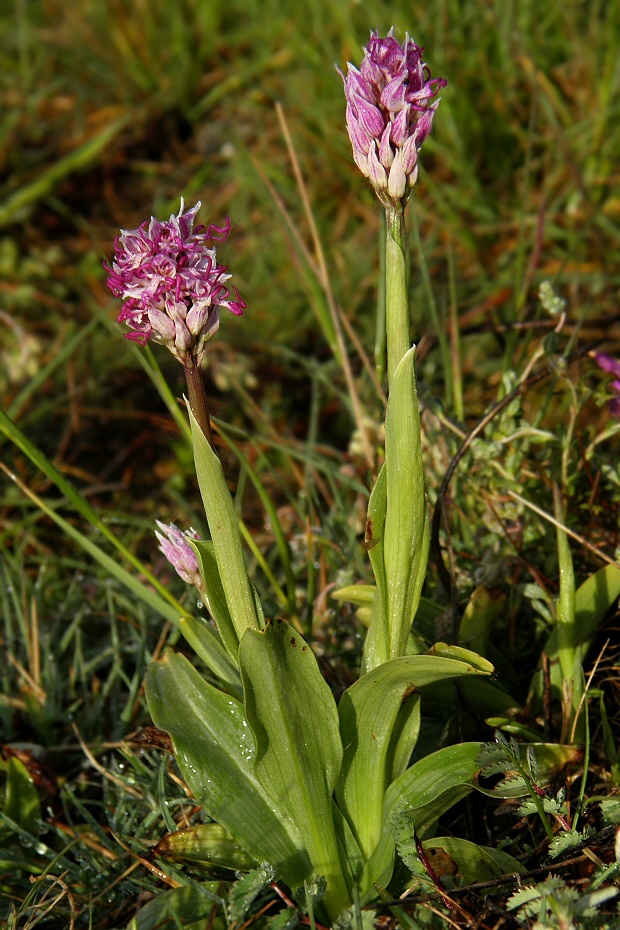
[507,875,620,929]
[227,863,276,924]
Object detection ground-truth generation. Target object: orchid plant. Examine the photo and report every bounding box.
[3,27,616,929]
[102,32,585,925]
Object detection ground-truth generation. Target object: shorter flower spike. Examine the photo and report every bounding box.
[340,29,446,209]
[105,200,245,366]
[155,521,204,590]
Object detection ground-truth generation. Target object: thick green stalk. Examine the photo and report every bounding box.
[385,207,409,390]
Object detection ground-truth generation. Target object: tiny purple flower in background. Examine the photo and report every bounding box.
[155,521,204,590]
[105,200,245,366]
[340,28,446,209]
[593,352,620,417]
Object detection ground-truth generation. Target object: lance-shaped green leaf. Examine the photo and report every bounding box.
[190,539,240,663]
[239,620,350,920]
[336,652,493,862]
[3,758,40,837]
[360,740,580,901]
[155,822,257,871]
[145,650,310,886]
[189,407,260,640]
[361,465,389,670]
[383,347,427,662]
[178,616,242,699]
[529,563,620,706]
[392,816,524,887]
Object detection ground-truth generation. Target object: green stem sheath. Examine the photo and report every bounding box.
[375,210,387,384]
[385,207,410,390]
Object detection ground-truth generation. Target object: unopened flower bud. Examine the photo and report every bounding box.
[155,521,204,590]
[340,29,446,209]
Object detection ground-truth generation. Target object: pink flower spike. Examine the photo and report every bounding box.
[105,200,245,366]
[340,28,446,209]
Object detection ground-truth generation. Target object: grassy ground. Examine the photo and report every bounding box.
[1,1,620,927]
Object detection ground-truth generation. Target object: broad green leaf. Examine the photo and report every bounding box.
[360,740,580,901]
[426,644,494,672]
[3,757,39,836]
[125,883,224,930]
[155,823,257,870]
[361,586,388,673]
[239,620,350,920]
[392,809,524,886]
[529,563,620,705]
[418,837,525,884]
[190,539,240,662]
[179,616,241,698]
[337,653,491,861]
[332,801,365,890]
[454,677,522,717]
[383,348,428,662]
[424,644,519,716]
[145,650,310,886]
[189,407,260,640]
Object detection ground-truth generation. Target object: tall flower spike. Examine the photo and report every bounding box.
[340,29,446,209]
[105,199,246,366]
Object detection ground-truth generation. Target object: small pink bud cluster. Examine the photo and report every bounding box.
[155,521,204,591]
[105,200,245,366]
[341,29,446,209]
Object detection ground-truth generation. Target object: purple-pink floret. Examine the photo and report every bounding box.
[594,352,620,417]
[155,520,203,588]
[105,200,245,365]
[340,28,446,208]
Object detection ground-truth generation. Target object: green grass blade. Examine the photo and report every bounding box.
[0,408,186,618]
[0,116,131,227]
[528,563,620,706]
[2,467,184,625]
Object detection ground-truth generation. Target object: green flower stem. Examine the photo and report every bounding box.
[375,210,387,384]
[385,207,410,390]
[184,361,213,447]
